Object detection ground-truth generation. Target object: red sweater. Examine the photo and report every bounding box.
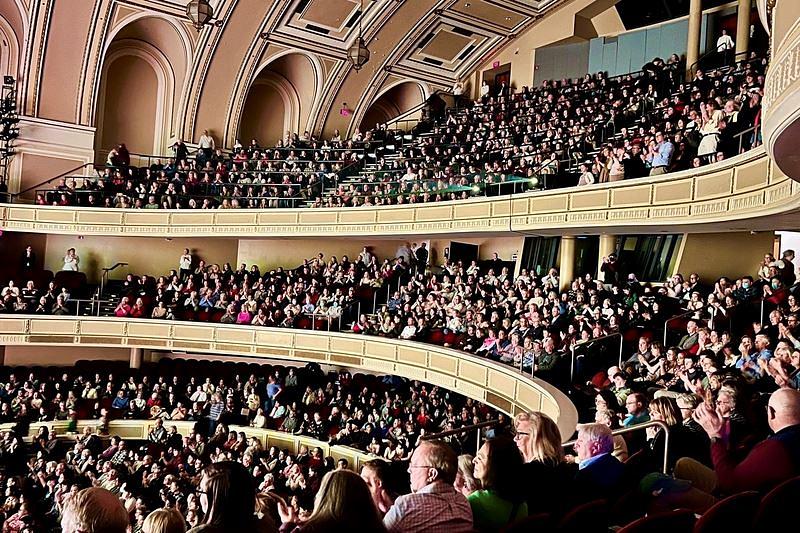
[711,424,800,494]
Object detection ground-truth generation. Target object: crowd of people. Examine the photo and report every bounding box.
[30,53,766,211]
[0,360,503,532]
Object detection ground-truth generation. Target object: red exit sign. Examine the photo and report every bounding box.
[492,60,500,69]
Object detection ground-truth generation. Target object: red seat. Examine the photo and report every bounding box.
[618,509,695,533]
[693,491,760,533]
[558,498,608,532]
[753,476,800,532]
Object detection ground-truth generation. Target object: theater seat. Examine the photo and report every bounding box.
[558,498,608,532]
[618,509,695,533]
[500,513,551,532]
[752,476,800,532]
[693,491,759,533]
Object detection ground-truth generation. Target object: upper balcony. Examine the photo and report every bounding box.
[1,147,797,238]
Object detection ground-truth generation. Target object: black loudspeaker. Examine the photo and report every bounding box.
[3,77,14,86]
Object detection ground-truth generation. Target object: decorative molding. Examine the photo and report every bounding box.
[0,316,578,440]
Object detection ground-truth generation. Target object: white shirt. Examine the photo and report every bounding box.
[62,255,79,272]
[198,134,215,150]
[716,34,734,52]
[480,83,490,97]
[179,254,192,270]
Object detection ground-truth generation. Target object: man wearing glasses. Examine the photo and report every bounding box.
[383,440,473,532]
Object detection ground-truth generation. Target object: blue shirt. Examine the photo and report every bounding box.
[651,141,674,167]
[579,452,609,470]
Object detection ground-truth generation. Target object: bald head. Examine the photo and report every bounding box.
[767,389,800,433]
[61,487,129,533]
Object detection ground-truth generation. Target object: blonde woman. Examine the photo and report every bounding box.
[143,508,186,533]
[513,412,571,514]
[454,454,481,497]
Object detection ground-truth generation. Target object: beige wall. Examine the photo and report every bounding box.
[98,54,159,155]
[42,235,240,284]
[3,345,130,367]
[16,153,84,199]
[675,232,776,281]
[238,82,287,146]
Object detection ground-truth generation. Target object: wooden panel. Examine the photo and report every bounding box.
[429,353,458,374]
[695,170,733,199]
[29,319,75,334]
[0,318,30,333]
[257,211,298,224]
[376,208,414,223]
[653,180,692,203]
[491,199,511,216]
[570,190,609,209]
[396,346,427,366]
[539,397,560,423]
[459,360,487,384]
[337,209,377,224]
[734,157,769,191]
[487,369,516,398]
[329,336,364,355]
[298,211,338,225]
[413,205,452,222]
[6,207,36,221]
[214,327,256,344]
[454,201,491,219]
[516,383,543,412]
[611,185,651,206]
[294,333,330,351]
[170,212,217,226]
[531,195,568,211]
[214,212,258,225]
[76,210,124,225]
[172,324,214,341]
[78,320,126,336]
[123,211,171,225]
[511,198,529,215]
[127,321,171,338]
[255,330,294,348]
[364,340,396,360]
[36,209,75,223]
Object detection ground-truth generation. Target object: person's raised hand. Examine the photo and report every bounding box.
[277,499,297,525]
[693,402,725,439]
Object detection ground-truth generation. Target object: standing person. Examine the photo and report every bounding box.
[197,130,216,164]
[179,249,193,281]
[648,131,674,175]
[171,139,189,164]
[383,440,473,532]
[20,245,36,274]
[414,242,428,276]
[716,29,734,65]
[62,248,79,272]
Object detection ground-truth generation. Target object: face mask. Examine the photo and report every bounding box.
[742,282,750,289]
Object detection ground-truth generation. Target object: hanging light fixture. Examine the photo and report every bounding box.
[348,0,370,71]
[186,0,214,32]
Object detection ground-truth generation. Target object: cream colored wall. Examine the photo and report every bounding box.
[674,232,776,281]
[99,54,159,155]
[3,345,130,366]
[42,235,241,284]
[237,238,406,271]
[239,82,288,146]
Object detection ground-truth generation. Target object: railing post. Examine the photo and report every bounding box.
[618,335,624,367]
[570,344,576,382]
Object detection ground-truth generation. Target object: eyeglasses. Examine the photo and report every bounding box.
[513,431,530,439]
[408,465,436,469]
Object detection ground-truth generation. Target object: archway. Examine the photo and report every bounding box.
[94,16,190,158]
[360,81,426,131]
[238,53,320,145]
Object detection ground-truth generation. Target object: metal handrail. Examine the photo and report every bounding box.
[13,162,99,198]
[662,309,699,345]
[562,420,671,474]
[420,418,500,452]
[570,331,623,381]
[688,49,751,78]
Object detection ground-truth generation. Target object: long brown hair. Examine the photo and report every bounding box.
[200,461,257,529]
[302,470,386,532]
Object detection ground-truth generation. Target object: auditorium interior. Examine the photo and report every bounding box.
[1,0,800,532]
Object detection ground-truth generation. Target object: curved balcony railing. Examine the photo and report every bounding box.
[0,316,579,442]
[0,419,376,471]
[0,147,790,237]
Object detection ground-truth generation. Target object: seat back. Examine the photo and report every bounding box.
[558,498,609,532]
[753,476,800,532]
[500,513,551,533]
[618,509,695,533]
[693,491,760,533]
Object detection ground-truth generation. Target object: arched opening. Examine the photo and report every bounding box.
[94,16,189,159]
[238,53,319,145]
[0,0,25,85]
[360,82,426,132]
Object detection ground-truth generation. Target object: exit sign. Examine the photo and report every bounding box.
[492,61,500,69]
